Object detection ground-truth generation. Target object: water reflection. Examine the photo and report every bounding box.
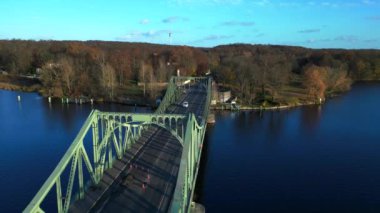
[0,90,151,212]
[18,100,23,111]
[193,125,213,202]
[229,110,289,142]
[198,82,380,213]
[2,82,380,212]
[300,105,322,132]
[37,98,152,135]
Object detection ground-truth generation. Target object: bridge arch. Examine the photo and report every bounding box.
[158,117,164,125]
[171,117,177,131]
[107,117,185,147]
[141,122,184,146]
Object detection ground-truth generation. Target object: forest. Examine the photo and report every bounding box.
[0,40,379,106]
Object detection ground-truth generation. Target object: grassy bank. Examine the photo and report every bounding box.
[0,74,41,92]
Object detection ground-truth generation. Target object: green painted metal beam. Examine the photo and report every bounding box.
[169,77,212,213]
[24,76,212,213]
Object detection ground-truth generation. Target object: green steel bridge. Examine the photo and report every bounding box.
[24,76,212,213]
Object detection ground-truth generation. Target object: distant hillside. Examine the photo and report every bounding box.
[0,40,379,106]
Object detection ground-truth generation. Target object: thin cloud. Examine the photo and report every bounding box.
[298,29,321,33]
[171,0,377,9]
[162,16,189,23]
[169,0,242,5]
[250,0,377,8]
[221,21,255,27]
[364,39,378,43]
[278,2,301,7]
[305,35,361,44]
[139,19,150,25]
[362,0,376,5]
[366,16,380,20]
[117,30,172,40]
[305,38,331,44]
[213,0,242,3]
[282,1,375,8]
[253,0,271,6]
[334,35,359,43]
[194,34,234,43]
[255,33,265,37]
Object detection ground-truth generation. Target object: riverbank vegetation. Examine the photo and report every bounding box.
[0,40,379,106]
[0,74,41,92]
[212,44,379,106]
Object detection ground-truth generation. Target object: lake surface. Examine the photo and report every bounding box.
[196,82,380,213]
[1,82,380,212]
[0,91,150,212]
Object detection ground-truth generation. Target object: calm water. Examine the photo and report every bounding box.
[197,82,380,213]
[0,91,150,212]
[1,83,380,212]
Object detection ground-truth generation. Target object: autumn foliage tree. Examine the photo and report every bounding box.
[303,65,327,99]
[1,40,380,105]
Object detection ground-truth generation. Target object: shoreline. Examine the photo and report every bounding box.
[0,83,352,111]
[210,101,319,112]
[0,74,157,108]
[0,85,156,108]
[2,76,379,111]
[210,81,380,112]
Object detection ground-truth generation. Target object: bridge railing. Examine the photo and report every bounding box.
[24,110,187,213]
[156,76,211,114]
[155,77,178,114]
[169,77,212,212]
[24,110,98,213]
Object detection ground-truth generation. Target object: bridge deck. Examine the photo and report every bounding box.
[71,83,206,213]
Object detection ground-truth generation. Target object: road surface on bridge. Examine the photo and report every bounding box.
[71,83,207,213]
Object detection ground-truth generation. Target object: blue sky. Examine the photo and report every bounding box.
[0,0,379,49]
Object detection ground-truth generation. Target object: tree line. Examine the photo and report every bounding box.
[211,44,380,105]
[0,40,208,101]
[0,40,379,105]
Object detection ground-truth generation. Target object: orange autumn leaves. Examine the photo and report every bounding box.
[303,65,352,100]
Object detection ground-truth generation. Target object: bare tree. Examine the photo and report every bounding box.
[156,57,168,82]
[101,63,117,100]
[138,61,147,96]
[325,67,352,92]
[138,61,160,98]
[59,57,75,95]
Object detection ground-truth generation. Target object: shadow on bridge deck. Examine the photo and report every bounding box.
[71,126,182,213]
[70,83,207,212]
